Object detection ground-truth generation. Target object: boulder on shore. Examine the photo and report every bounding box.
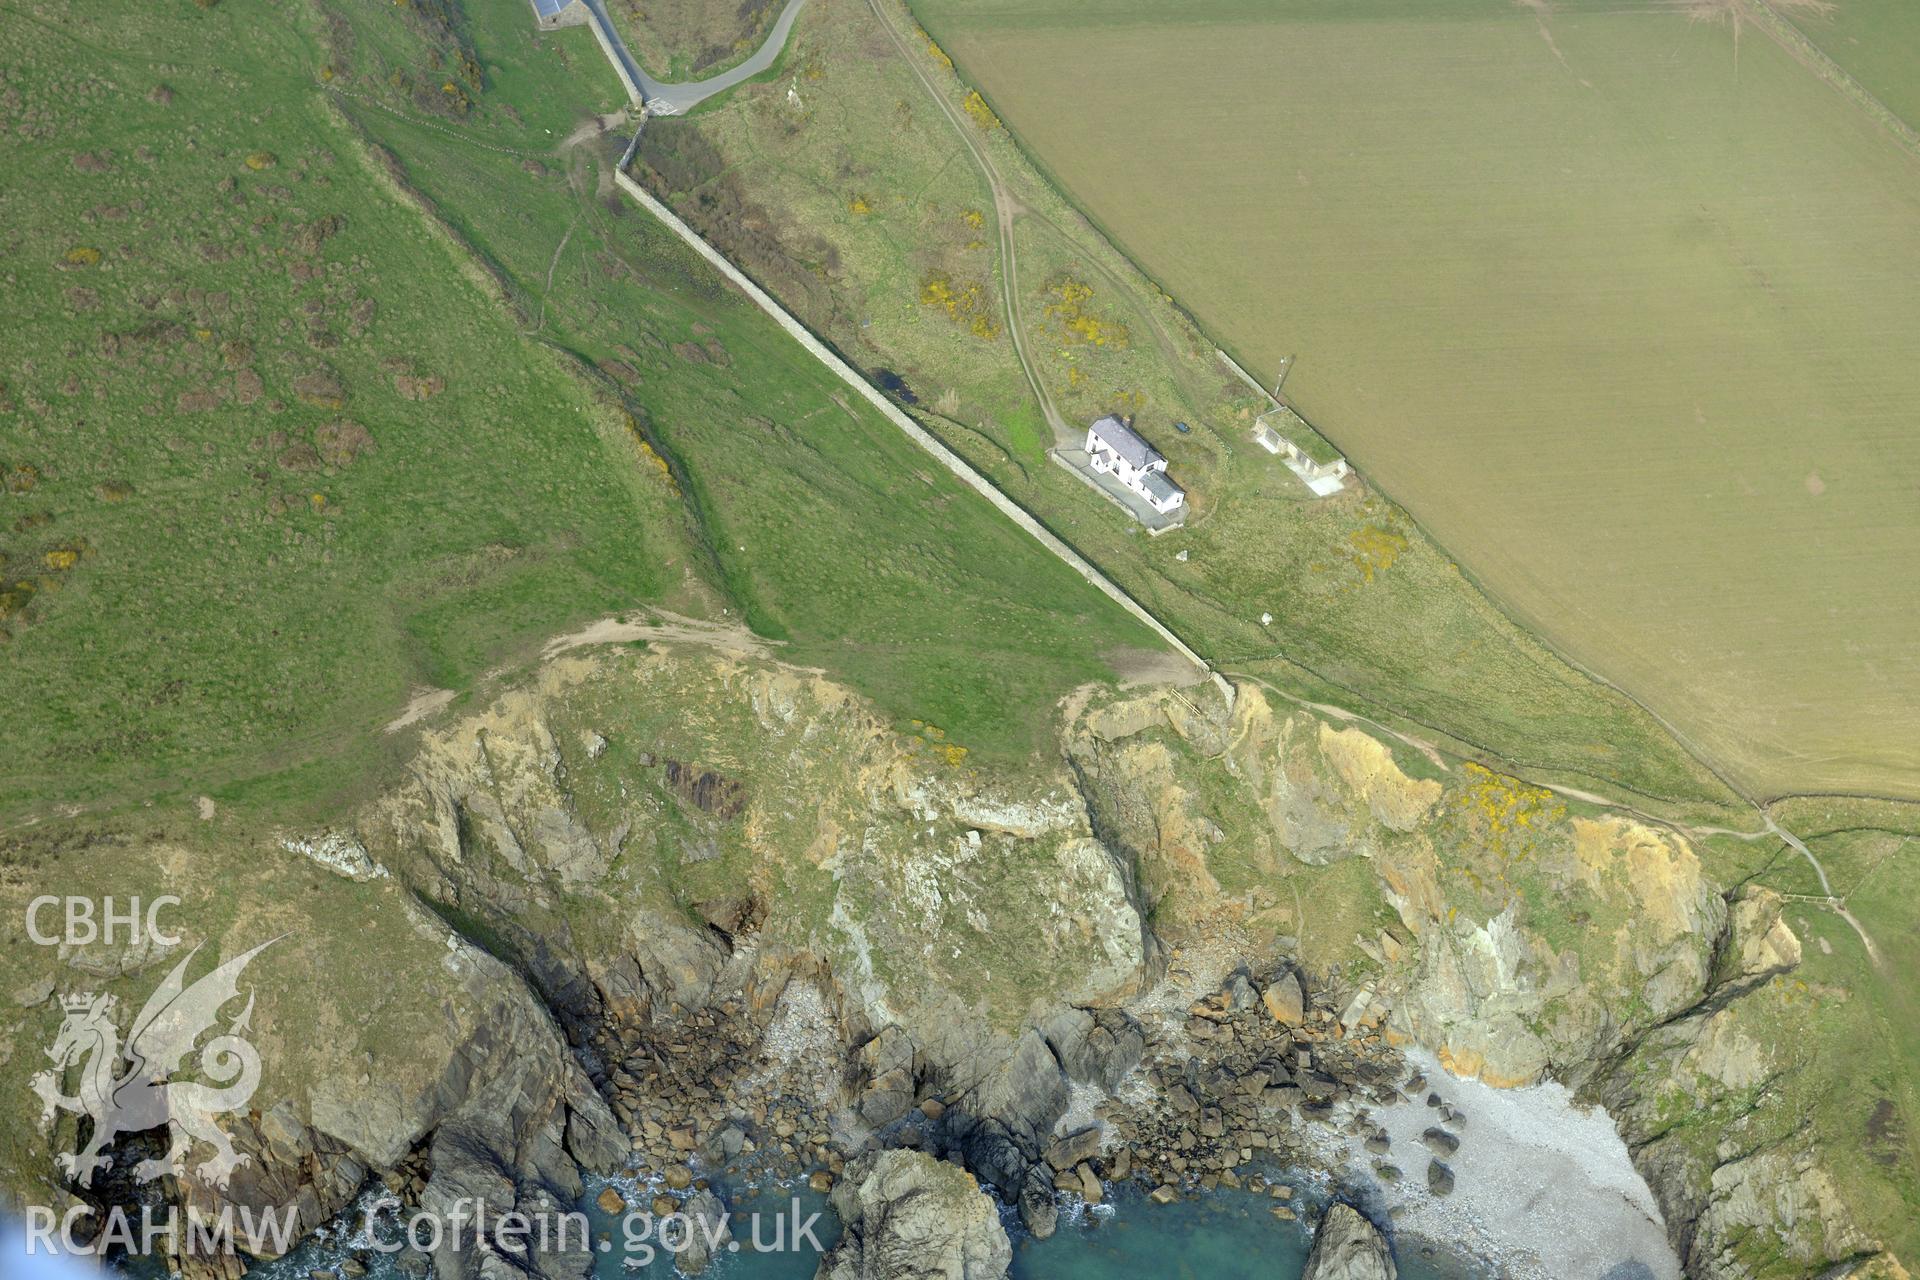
[1263,972,1306,1025]
[1301,1202,1397,1280]
[675,1188,730,1275]
[817,1149,1012,1280]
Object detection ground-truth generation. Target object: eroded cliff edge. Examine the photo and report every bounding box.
[0,638,1900,1279]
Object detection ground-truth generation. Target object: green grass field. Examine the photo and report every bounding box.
[0,2,684,816]
[1748,796,1920,1263]
[913,0,1920,803]
[0,0,1151,825]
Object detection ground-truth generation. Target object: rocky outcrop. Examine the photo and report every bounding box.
[407,944,626,1280]
[1037,1006,1144,1092]
[965,1030,1068,1144]
[361,649,1156,1247]
[675,1187,730,1275]
[373,651,1150,1081]
[1062,678,1893,1277]
[1585,888,1880,1278]
[6,643,1895,1280]
[220,911,623,1280]
[1091,965,1409,1214]
[3,836,625,1280]
[1302,1202,1396,1280]
[817,1150,1011,1280]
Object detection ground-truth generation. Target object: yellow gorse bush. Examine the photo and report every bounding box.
[1044,277,1129,348]
[922,29,953,69]
[1347,525,1408,583]
[920,270,1001,339]
[962,90,1000,130]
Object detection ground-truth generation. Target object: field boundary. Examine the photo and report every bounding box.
[603,2,1753,814]
[1749,0,1920,165]
[608,165,1232,707]
[582,2,1920,827]
[903,2,1920,810]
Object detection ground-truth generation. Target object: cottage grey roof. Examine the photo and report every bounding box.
[1140,469,1183,504]
[1088,415,1161,469]
[531,0,575,18]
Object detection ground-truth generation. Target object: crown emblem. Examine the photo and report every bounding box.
[34,938,278,1194]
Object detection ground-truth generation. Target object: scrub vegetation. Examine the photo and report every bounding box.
[625,0,1741,814]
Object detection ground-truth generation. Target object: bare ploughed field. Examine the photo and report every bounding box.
[917,0,1920,799]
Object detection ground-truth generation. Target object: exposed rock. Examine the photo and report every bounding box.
[1016,1165,1056,1240]
[1731,889,1802,982]
[413,1014,621,1273]
[1317,723,1440,833]
[818,1150,1011,1280]
[910,778,1079,839]
[967,1030,1067,1143]
[1223,970,1259,1011]
[1037,1006,1144,1091]
[674,1188,729,1275]
[1044,1126,1102,1172]
[1301,1202,1396,1280]
[663,759,747,819]
[278,831,386,882]
[859,1025,918,1080]
[12,976,54,1007]
[858,1067,916,1128]
[1263,972,1305,1025]
[955,1125,1026,1200]
[8,636,1873,1280]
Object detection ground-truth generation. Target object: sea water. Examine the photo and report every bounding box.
[70,1048,1671,1280]
[1011,1184,1481,1280]
[220,1174,1485,1280]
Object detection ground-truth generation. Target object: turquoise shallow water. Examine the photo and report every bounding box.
[1011,1184,1479,1280]
[216,1173,1483,1280]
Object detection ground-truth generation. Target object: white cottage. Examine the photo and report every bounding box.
[1085,415,1184,514]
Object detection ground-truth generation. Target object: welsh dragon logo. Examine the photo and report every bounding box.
[31,939,278,1191]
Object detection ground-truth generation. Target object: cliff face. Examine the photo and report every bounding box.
[366,648,1152,1093]
[0,836,623,1280]
[0,641,1896,1279]
[1063,678,1892,1279]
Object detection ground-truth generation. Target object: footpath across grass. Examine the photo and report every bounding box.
[624,0,1746,815]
